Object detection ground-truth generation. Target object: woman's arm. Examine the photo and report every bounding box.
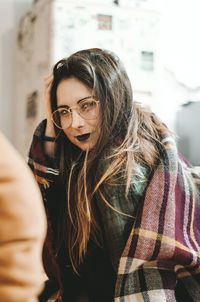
[43,74,56,157]
[28,119,60,188]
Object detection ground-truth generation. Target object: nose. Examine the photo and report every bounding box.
[70,110,85,128]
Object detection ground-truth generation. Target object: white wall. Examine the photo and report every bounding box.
[0,0,32,143]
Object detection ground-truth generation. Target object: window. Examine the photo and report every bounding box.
[140,51,154,71]
[97,14,112,30]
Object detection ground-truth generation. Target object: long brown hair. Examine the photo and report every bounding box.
[50,48,167,273]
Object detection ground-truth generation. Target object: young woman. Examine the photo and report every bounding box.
[29,48,200,302]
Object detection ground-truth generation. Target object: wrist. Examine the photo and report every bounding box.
[43,135,56,142]
[45,119,56,137]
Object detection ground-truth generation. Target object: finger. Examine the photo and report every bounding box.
[44,74,53,81]
[44,74,53,87]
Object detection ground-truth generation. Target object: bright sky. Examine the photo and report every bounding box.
[161,0,200,88]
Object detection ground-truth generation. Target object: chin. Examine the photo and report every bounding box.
[75,142,94,151]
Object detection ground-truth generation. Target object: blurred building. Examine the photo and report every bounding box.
[175,101,200,166]
[15,0,161,156]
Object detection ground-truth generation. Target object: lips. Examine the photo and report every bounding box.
[76,133,90,141]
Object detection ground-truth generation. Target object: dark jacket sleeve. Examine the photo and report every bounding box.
[28,120,62,301]
[28,119,59,184]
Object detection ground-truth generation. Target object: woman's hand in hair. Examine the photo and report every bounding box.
[43,74,56,138]
[43,75,57,157]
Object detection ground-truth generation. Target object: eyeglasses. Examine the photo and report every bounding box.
[51,97,100,129]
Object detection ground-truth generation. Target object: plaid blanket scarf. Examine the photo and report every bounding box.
[28,121,200,301]
[115,136,200,301]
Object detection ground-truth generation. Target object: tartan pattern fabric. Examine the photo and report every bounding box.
[114,136,200,301]
[28,120,59,185]
[28,120,200,301]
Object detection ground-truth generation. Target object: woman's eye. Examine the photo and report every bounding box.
[81,101,95,111]
[59,109,69,116]
[81,103,89,110]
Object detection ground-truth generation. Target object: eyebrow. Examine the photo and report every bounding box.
[57,96,93,109]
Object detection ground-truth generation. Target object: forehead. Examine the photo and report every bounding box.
[56,77,92,107]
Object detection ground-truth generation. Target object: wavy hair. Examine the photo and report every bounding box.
[50,48,167,273]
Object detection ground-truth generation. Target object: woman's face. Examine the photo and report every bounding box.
[56,77,101,151]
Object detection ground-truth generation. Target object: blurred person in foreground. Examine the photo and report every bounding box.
[29,48,200,302]
[0,131,47,302]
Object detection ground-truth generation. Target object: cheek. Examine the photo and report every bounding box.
[88,120,101,134]
[93,110,102,129]
[84,117,100,130]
